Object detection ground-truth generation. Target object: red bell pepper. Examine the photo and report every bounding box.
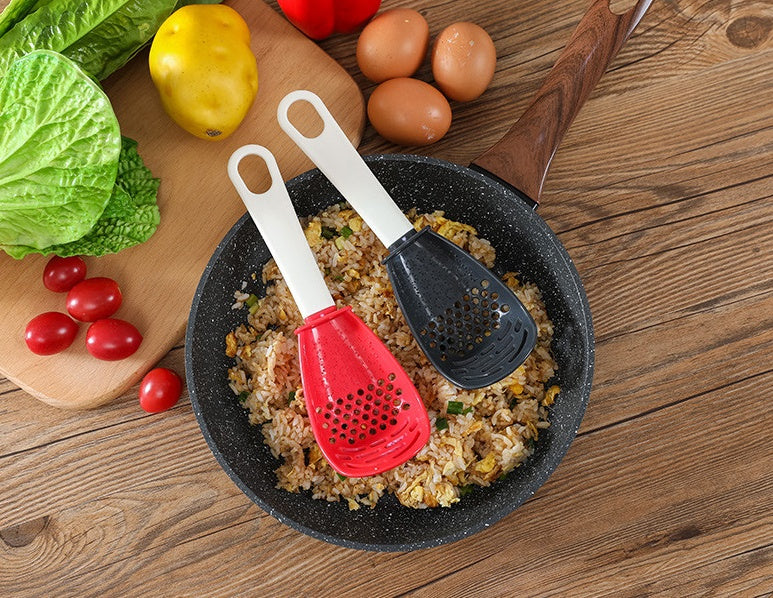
[277,0,381,41]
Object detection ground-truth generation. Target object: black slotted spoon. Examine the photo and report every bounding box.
[278,90,537,390]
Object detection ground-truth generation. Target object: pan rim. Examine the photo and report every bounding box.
[185,153,594,551]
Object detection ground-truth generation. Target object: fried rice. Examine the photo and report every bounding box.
[226,204,559,510]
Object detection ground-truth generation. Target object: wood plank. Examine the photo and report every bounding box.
[563,176,772,267]
[542,50,773,229]
[586,290,773,432]
[584,217,772,336]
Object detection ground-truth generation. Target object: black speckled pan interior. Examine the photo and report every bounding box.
[185,154,594,552]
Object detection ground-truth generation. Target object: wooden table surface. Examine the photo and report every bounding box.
[1,0,771,595]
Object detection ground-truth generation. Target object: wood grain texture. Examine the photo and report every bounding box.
[1,0,772,595]
[0,0,365,410]
[471,0,653,202]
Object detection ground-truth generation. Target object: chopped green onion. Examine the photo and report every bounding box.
[459,485,474,497]
[436,417,449,431]
[321,226,337,240]
[336,473,347,481]
[447,401,471,415]
[237,391,249,403]
[332,274,344,282]
[248,302,260,315]
[288,390,296,403]
[245,294,259,307]
[334,236,346,251]
[340,225,353,239]
[527,438,535,450]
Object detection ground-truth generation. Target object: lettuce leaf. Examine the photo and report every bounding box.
[0,0,38,37]
[0,50,120,252]
[0,0,221,80]
[3,137,160,258]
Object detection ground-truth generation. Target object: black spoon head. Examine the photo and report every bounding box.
[385,227,538,389]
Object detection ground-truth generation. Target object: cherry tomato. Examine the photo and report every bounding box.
[85,318,142,361]
[139,368,183,413]
[24,312,79,355]
[66,277,122,322]
[43,256,87,292]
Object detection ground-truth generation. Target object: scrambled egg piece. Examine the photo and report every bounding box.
[348,216,362,232]
[304,220,323,247]
[475,452,497,474]
[437,219,477,240]
[225,331,237,357]
[509,382,524,395]
[542,385,560,406]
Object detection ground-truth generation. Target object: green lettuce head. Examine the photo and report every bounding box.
[0,50,121,255]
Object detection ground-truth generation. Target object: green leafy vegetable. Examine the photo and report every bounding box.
[237,391,249,403]
[0,0,220,80]
[436,417,449,431]
[0,0,38,37]
[321,226,337,240]
[0,50,120,253]
[288,390,296,403]
[340,225,353,239]
[6,137,161,258]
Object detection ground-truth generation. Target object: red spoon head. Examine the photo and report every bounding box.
[296,306,430,478]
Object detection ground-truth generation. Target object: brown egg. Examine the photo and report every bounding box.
[356,8,430,83]
[431,22,497,102]
[367,78,452,146]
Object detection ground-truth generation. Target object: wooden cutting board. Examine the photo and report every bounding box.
[0,0,365,409]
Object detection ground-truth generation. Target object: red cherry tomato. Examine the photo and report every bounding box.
[139,368,183,413]
[43,256,87,292]
[85,318,142,361]
[66,277,122,322]
[24,312,79,355]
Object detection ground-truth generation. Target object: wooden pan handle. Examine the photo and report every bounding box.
[471,0,652,204]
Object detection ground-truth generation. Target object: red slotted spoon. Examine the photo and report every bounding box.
[228,144,430,478]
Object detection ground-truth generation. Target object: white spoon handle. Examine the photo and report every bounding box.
[228,144,335,319]
[277,90,414,248]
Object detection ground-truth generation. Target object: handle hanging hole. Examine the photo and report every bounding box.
[286,99,325,139]
[236,154,272,194]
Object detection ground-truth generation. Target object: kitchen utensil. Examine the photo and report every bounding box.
[278,90,538,390]
[227,145,430,477]
[0,0,365,410]
[186,0,651,550]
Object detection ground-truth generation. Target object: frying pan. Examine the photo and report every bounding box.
[185,0,652,551]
